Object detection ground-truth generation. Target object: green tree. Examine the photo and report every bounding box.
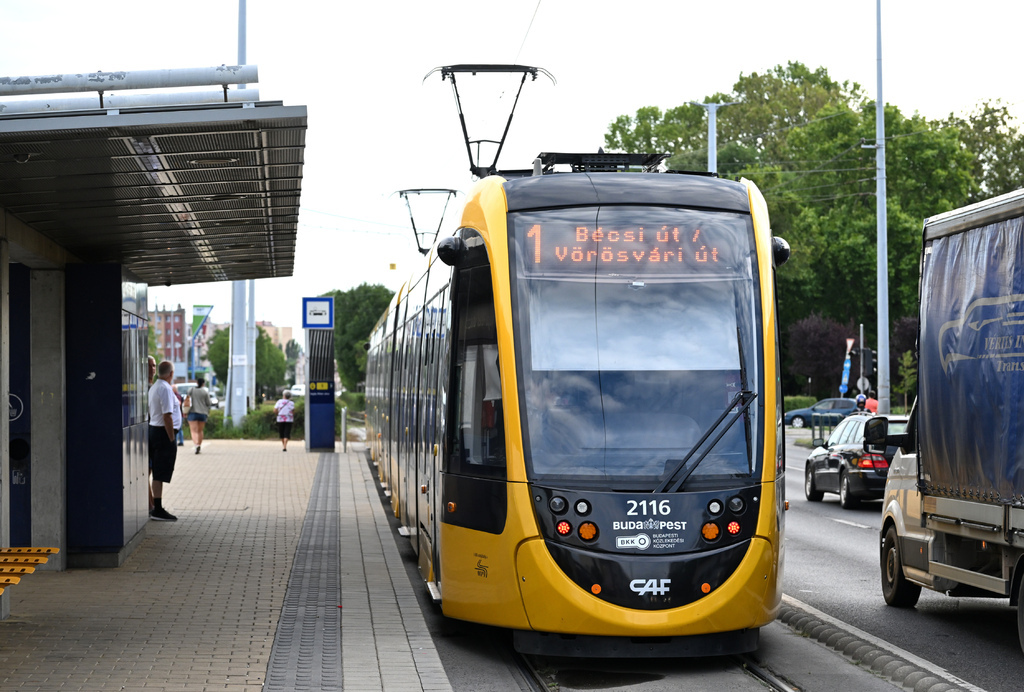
[605,62,983,394]
[204,326,285,397]
[207,328,229,385]
[284,338,302,385]
[255,326,287,397]
[945,100,1024,203]
[324,284,394,391]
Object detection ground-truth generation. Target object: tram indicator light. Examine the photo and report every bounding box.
[591,584,602,595]
[556,520,572,536]
[701,522,720,541]
[578,522,598,541]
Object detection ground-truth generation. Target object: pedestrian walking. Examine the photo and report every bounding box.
[185,377,213,454]
[274,390,295,452]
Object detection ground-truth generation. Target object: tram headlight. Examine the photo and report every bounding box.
[556,520,572,536]
[549,496,567,514]
[578,522,598,541]
[707,499,724,516]
[701,522,720,541]
[727,496,745,514]
[574,499,591,516]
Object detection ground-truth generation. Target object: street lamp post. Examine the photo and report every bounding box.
[690,101,740,174]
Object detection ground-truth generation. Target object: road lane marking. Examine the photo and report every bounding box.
[830,518,872,530]
[781,594,988,692]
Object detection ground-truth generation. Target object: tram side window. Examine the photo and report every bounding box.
[449,258,506,479]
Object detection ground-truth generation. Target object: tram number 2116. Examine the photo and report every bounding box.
[627,500,672,516]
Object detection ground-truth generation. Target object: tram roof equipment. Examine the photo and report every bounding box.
[425,64,555,180]
[395,188,461,255]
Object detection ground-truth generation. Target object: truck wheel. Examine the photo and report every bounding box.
[792,416,806,428]
[882,525,921,607]
[804,464,823,502]
[1018,574,1024,655]
[839,472,860,509]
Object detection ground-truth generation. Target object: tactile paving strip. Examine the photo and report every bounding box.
[265,452,342,690]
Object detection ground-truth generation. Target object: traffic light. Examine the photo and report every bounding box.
[863,348,876,378]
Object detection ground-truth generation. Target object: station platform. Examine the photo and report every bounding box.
[0,439,926,692]
[0,440,451,692]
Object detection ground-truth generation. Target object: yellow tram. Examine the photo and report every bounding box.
[366,154,790,656]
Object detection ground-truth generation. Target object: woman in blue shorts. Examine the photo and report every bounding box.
[185,377,213,454]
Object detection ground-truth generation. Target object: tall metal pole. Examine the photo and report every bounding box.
[875,0,890,414]
[690,101,740,174]
[247,280,256,406]
[227,0,249,426]
[228,281,247,425]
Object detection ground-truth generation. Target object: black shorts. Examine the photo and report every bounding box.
[149,425,178,483]
[278,421,293,439]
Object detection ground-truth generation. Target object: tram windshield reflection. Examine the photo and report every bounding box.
[511,206,763,490]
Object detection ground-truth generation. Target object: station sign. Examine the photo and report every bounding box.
[302,297,334,329]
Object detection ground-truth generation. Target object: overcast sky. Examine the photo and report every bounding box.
[2,1,1021,347]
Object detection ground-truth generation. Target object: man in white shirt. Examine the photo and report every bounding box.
[148,360,181,521]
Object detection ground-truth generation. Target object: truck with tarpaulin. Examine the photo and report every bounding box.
[867,188,1024,654]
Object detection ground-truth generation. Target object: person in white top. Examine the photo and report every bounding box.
[274,390,296,451]
[148,360,182,521]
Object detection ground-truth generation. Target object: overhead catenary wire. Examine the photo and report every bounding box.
[513,0,543,64]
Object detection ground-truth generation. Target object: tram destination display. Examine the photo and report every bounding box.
[515,207,751,277]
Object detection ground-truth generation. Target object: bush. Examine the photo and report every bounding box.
[338,391,365,412]
[784,395,816,411]
[202,401,305,440]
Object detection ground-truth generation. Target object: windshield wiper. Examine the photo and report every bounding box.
[654,390,758,493]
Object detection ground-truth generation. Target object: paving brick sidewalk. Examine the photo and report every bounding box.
[0,440,316,691]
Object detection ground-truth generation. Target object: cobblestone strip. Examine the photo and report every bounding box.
[340,449,454,692]
[264,452,342,691]
[779,596,984,692]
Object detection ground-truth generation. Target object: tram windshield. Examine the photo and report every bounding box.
[510,205,762,490]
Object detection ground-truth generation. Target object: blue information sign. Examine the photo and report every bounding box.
[839,355,851,395]
[302,297,334,329]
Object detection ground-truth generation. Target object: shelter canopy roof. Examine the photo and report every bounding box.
[0,100,306,286]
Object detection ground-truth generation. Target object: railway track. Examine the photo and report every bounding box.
[516,651,800,692]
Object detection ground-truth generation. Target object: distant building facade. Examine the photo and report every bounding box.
[151,304,188,381]
[257,321,293,351]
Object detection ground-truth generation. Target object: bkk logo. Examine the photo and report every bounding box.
[616,533,651,550]
[630,578,671,596]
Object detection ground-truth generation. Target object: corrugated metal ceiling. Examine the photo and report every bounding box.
[0,101,306,285]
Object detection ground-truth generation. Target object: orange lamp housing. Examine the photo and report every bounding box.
[701,522,720,541]
[578,522,598,541]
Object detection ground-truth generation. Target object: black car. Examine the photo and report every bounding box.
[804,413,909,508]
[784,397,858,428]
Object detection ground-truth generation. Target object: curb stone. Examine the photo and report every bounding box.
[777,603,966,692]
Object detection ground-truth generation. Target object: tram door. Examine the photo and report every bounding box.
[389,297,410,515]
[400,285,425,539]
[442,232,508,536]
[418,283,450,582]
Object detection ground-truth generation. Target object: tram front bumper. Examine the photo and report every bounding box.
[514,535,778,637]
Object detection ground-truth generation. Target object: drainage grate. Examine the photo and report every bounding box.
[265,452,342,691]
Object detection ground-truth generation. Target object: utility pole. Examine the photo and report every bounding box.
[227,0,249,425]
[874,0,890,413]
[690,101,740,174]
